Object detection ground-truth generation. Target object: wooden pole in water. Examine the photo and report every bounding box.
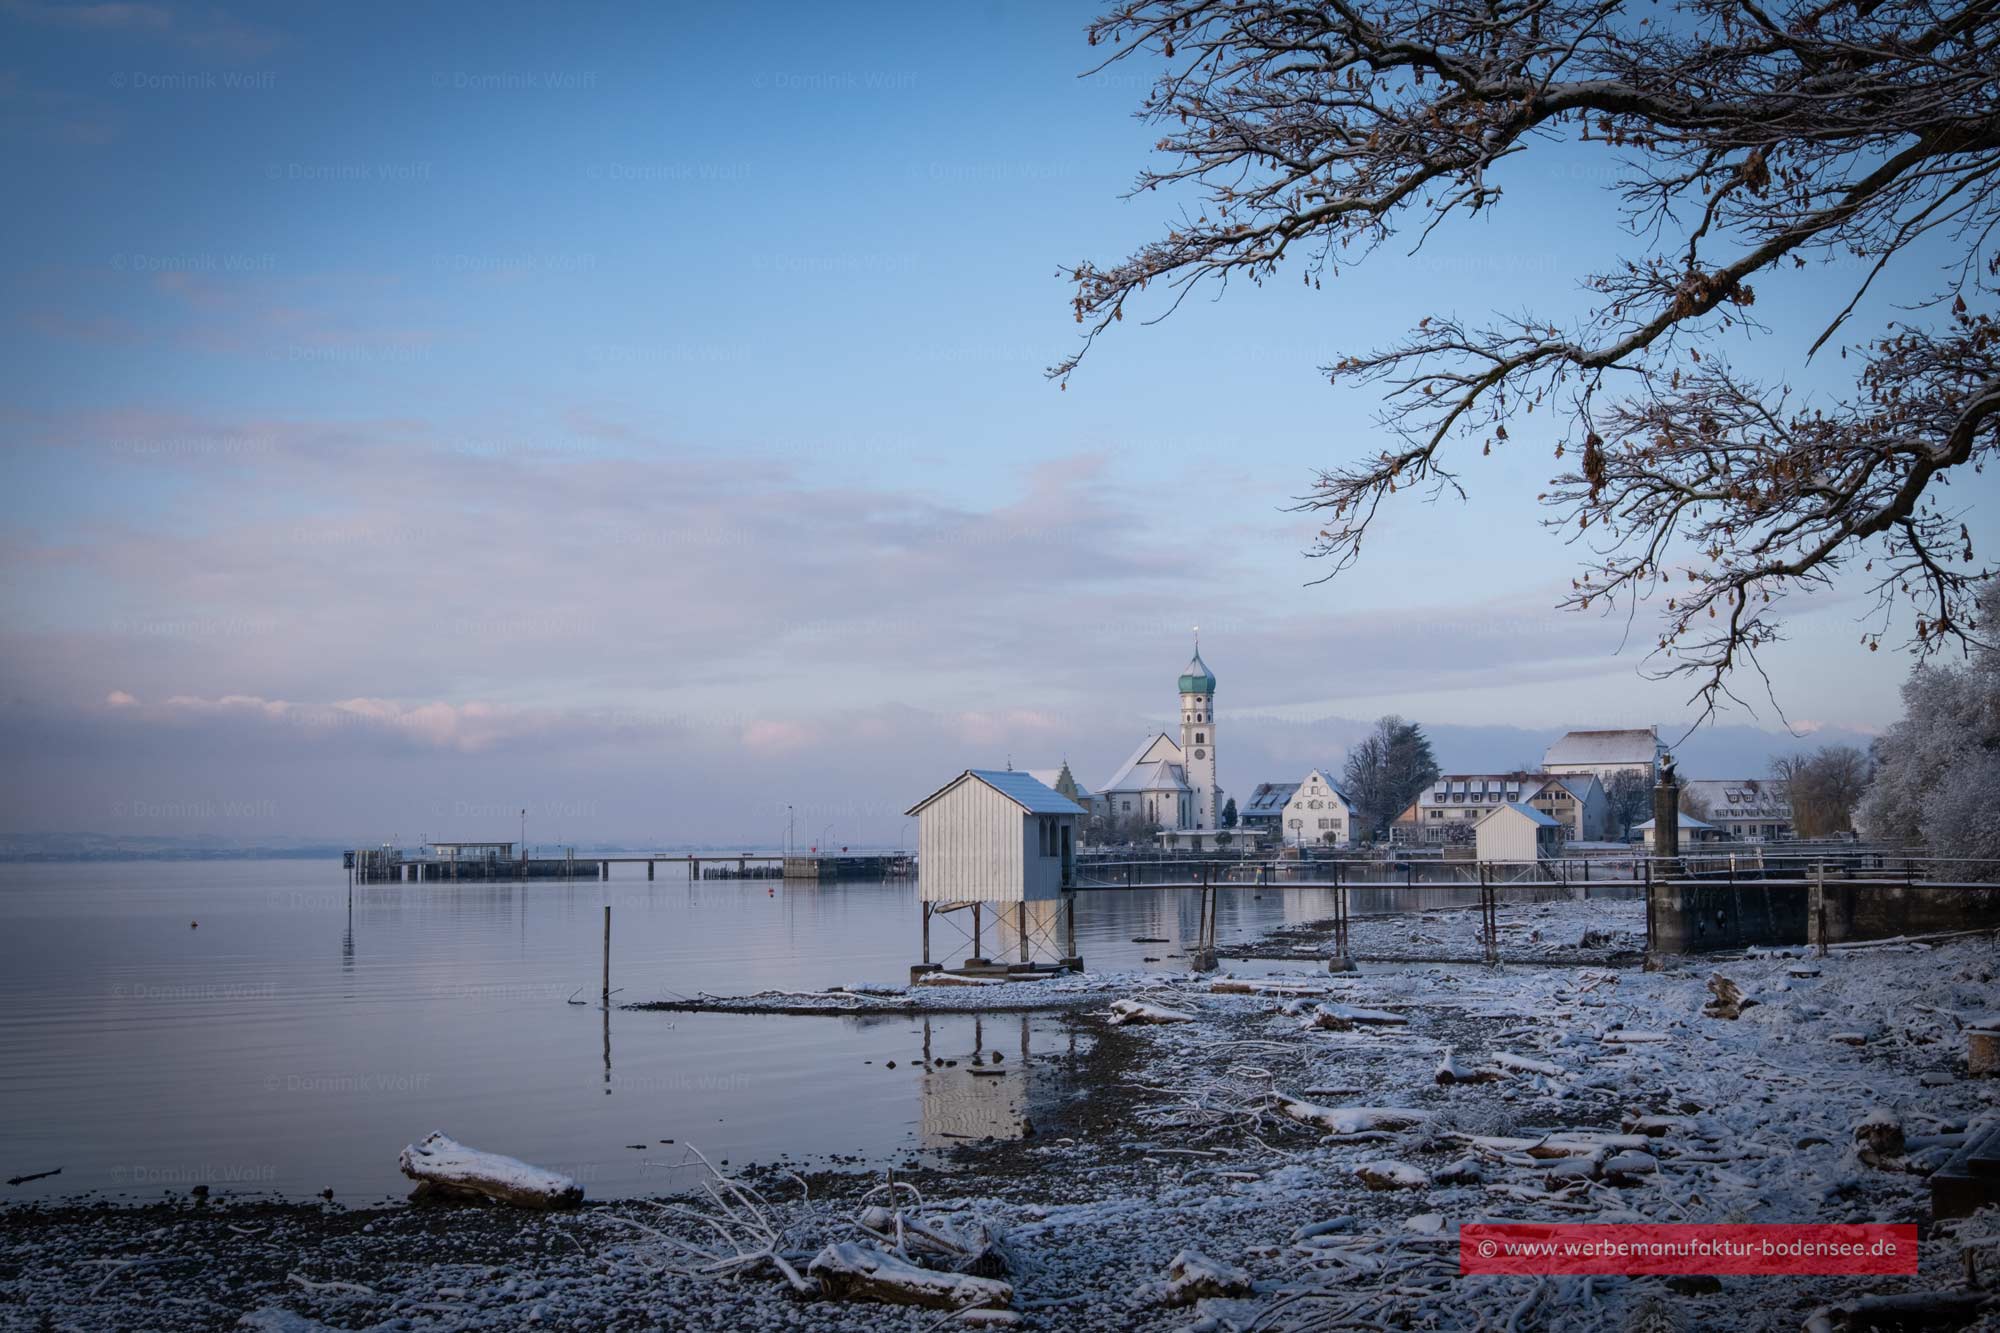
[602,904,611,1007]
[972,902,983,961]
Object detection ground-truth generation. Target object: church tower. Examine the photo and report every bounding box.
[1178,636,1218,829]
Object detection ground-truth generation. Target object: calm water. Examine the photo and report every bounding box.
[0,859,1366,1204]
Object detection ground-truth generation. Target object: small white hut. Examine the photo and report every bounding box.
[1474,801,1564,864]
[906,768,1083,902]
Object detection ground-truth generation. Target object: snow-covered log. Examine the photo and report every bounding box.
[1354,1160,1429,1191]
[1309,1002,1408,1031]
[1804,1291,1996,1333]
[1210,978,1331,996]
[1108,999,1197,1025]
[1435,1050,1502,1084]
[1148,1249,1252,1306]
[808,1241,1013,1310]
[1854,1107,1905,1163]
[1272,1094,1429,1136]
[1493,1052,1564,1077]
[1703,973,1759,1020]
[397,1132,583,1209]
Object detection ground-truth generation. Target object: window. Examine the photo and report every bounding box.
[1318,817,1332,829]
[1121,800,1131,813]
[1195,732,1205,744]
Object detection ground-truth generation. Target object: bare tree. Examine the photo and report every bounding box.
[1773,744,1873,837]
[1055,0,1999,715]
[1603,769,1651,838]
[1678,785,1712,823]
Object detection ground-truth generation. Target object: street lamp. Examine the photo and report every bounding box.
[819,823,834,855]
[786,805,794,856]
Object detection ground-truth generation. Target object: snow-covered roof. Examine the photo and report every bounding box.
[1027,768,1095,800]
[1100,733,1182,794]
[1293,768,1353,805]
[1481,802,1562,828]
[1543,728,1661,766]
[1241,782,1299,814]
[906,769,1087,818]
[1635,813,1714,830]
[1549,773,1602,801]
[1121,760,1190,793]
[1682,778,1789,818]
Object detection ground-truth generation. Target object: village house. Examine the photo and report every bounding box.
[1237,781,1299,842]
[1279,768,1355,847]
[1541,726,1666,785]
[1528,772,1610,841]
[1681,778,1793,841]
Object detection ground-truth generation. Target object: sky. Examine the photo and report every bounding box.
[2,0,1991,848]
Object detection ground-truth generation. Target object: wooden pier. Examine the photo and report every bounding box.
[343,846,914,885]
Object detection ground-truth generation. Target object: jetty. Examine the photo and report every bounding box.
[343,842,914,884]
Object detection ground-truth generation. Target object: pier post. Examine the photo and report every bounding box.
[971,903,984,963]
[1062,892,1080,971]
[602,904,611,1006]
[647,860,654,881]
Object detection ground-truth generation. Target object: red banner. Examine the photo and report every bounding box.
[1460,1223,1918,1276]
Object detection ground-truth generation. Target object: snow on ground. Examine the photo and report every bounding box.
[9,900,2000,1331]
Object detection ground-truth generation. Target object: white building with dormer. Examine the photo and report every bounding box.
[1098,645,1234,849]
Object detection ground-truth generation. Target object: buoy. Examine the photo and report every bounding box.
[190,921,198,929]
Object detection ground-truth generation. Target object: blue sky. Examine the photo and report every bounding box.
[2,0,1990,844]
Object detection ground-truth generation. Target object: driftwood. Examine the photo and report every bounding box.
[1309,1002,1407,1031]
[397,1132,583,1209]
[808,1242,1013,1310]
[1703,973,1759,1020]
[1354,1160,1429,1191]
[1435,1051,1503,1085]
[1804,1291,1997,1333]
[1108,999,1197,1025]
[1273,1094,1429,1137]
[1150,1249,1253,1306]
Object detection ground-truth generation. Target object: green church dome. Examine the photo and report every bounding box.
[1178,651,1216,695]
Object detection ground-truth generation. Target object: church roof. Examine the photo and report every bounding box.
[1100,732,1183,794]
[1544,728,1662,767]
[1178,650,1217,695]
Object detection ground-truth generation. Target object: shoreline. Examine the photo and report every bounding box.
[9,899,1998,1330]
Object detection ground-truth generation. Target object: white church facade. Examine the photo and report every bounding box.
[1096,646,1239,851]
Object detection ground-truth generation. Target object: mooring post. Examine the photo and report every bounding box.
[972,902,983,962]
[602,904,611,1007]
[1812,860,1828,958]
[1018,903,1029,965]
[1063,892,1079,969]
[647,860,654,881]
[921,902,932,965]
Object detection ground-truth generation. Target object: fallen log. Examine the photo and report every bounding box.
[1107,999,1196,1025]
[397,1132,583,1209]
[1355,1160,1429,1191]
[1272,1094,1429,1137]
[808,1241,1012,1310]
[1310,1002,1407,1030]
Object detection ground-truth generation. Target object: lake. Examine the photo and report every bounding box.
[0,858,1365,1204]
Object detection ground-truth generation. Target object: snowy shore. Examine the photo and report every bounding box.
[8,900,1999,1331]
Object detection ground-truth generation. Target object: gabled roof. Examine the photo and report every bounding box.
[1635,813,1714,831]
[1543,728,1662,766]
[1289,769,1354,807]
[1479,802,1562,828]
[906,769,1087,818]
[1123,760,1189,793]
[1242,782,1299,814]
[1549,773,1603,801]
[1100,732,1183,794]
[1027,767,1095,800]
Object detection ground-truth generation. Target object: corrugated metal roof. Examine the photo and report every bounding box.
[966,769,1087,815]
[906,769,1086,817]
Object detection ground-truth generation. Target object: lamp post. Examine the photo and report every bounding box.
[820,823,835,856]
[786,805,794,857]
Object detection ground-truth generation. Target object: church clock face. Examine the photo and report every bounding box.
[1192,747,1205,760]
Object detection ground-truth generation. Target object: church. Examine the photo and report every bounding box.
[1094,644,1235,850]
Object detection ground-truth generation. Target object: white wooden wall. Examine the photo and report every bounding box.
[918,778,1025,902]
